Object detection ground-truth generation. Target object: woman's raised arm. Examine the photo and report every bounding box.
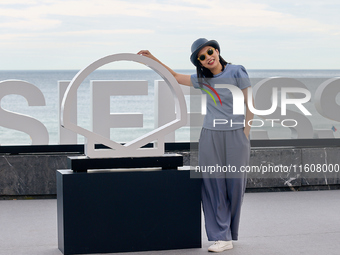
[137,50,191,86]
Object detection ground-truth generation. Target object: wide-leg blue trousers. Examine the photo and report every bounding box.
[198,128,250,241]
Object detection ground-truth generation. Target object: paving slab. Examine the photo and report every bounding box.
[1,190,340,255]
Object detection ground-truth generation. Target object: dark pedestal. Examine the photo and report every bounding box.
[67,154,184,172]
[57,169,202,255]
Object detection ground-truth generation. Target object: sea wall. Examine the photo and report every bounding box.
[1,147,339,197]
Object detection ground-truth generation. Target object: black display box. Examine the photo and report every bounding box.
[57,168,202,254]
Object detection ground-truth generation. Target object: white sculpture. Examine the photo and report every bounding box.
[61,53,187,158]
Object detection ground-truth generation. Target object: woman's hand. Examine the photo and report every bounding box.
[243,129,250,140]
[137,50,191,86]
[242,87,254,141]
[137,50,157,61]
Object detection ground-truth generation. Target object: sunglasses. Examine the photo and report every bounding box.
[197,48,215,61]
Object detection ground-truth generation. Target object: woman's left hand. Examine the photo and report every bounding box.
[244,130,250,140]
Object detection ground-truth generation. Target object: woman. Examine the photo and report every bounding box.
[138,38,253,253]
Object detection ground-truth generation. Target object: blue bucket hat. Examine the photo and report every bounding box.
[190,38,220,66]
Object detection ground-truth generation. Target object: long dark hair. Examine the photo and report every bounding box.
[196,54,229,78]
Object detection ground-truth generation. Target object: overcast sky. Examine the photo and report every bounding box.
[1,0,340,70]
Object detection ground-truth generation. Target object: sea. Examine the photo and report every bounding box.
[0,69,339,145]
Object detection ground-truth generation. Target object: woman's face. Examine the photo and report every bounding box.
[197,46,220,70]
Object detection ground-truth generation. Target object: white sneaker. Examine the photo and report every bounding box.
[208,240,233,252]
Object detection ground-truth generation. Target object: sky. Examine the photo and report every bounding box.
[1,0,340,70]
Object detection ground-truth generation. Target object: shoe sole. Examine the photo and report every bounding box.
[208,245,233,252]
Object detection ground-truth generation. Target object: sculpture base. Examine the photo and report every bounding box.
[67,154,183,172]
[57,169,202,255]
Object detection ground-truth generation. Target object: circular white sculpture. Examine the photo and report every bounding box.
[61,53,187,158]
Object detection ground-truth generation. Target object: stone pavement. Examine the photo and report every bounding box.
[1,189,340,255]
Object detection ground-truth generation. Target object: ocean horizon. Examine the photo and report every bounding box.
[0,69,339,145]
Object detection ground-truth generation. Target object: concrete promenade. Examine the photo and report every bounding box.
[1,189,340,255]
